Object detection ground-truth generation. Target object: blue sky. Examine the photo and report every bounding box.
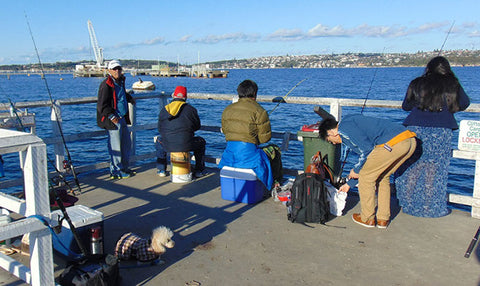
[1,0,479,65]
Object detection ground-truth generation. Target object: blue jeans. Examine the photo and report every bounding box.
[107,117,131,175]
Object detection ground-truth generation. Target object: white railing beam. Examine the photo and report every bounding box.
[0,193,26,215]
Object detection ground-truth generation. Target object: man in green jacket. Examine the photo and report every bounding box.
[219,79,281,190]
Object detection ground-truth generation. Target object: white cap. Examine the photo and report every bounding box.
[108,60,121,70]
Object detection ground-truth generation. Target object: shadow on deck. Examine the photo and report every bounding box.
[2,163,480,285]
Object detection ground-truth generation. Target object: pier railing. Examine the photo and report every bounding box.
[0,129,55,285]
[1,93,480,218]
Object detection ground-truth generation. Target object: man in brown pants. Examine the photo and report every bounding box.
[319,114,416,229]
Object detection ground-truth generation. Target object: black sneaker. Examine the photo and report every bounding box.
[124,169,137,176]
[194,170,209,178]
[110,171,131,180]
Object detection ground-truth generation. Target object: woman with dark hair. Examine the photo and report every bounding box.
[395,56,470,217]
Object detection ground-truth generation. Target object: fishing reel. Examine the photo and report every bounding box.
[50,175,62,186]
[63,160,72,173]
[332,176,348,189]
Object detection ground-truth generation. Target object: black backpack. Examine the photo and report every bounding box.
[288,173,329,224]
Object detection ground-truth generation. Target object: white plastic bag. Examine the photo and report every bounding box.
[325,181,347,216]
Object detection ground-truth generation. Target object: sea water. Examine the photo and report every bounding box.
[0,67,479,209]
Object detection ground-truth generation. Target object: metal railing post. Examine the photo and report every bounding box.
[51,100,65,172]
[128,102,137,157]
[330,100,342,120]
[24,142,54,285]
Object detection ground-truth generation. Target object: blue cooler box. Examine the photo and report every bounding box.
[220,166,266,204]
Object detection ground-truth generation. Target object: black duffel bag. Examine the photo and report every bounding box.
[58,254,120,286]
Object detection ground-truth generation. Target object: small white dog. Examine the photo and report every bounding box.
[114,226,175,264]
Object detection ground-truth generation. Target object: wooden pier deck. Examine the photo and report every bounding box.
[1,164,480,285]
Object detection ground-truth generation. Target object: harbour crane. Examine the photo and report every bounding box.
[87,20,104,68]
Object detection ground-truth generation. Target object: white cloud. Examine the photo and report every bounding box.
[469,30,480,37]
[267,29,305,41]
[414,22,448,33]
[304,22,449,39]
[193,32,260,44]
[353,24,401,37]
[181,22,459,44]
[143,37,165,45]
[308,24,350,37]
[179,35,192,42]
[461,22,478,29]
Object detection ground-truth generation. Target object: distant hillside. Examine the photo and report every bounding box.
[1,49,479,71]
[0,59,177,71]
[207,50,480,69]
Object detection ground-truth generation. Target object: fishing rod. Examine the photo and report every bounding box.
[464,225,480,258]
[0,82,29,133]
[24,13,82,194]
[48,180,89,257]
[268,78,307,115]
[438,21,455,56]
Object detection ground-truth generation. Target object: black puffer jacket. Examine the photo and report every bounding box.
[157,99,201,152]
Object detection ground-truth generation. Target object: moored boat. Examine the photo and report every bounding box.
[132,78,155,90]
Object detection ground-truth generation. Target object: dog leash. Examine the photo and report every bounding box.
[29,215,83,260]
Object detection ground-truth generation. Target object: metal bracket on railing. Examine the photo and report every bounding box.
[281,132,291,151]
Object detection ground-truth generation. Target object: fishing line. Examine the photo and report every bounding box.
[438,21,455,56]
[24,12,82,193]
[360,47,385,114]
[336,48,386,184]
[268,78,307,115]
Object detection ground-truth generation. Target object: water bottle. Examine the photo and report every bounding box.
[90,226,103,255]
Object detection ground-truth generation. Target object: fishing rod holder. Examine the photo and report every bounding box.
[0,111,36,133]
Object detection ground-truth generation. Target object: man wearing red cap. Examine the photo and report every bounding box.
[157,86,207,177]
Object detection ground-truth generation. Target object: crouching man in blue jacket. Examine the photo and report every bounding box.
[319,115,416,229]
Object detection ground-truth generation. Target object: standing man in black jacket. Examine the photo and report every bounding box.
[96,60,135,179]
[157,86,207,178]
